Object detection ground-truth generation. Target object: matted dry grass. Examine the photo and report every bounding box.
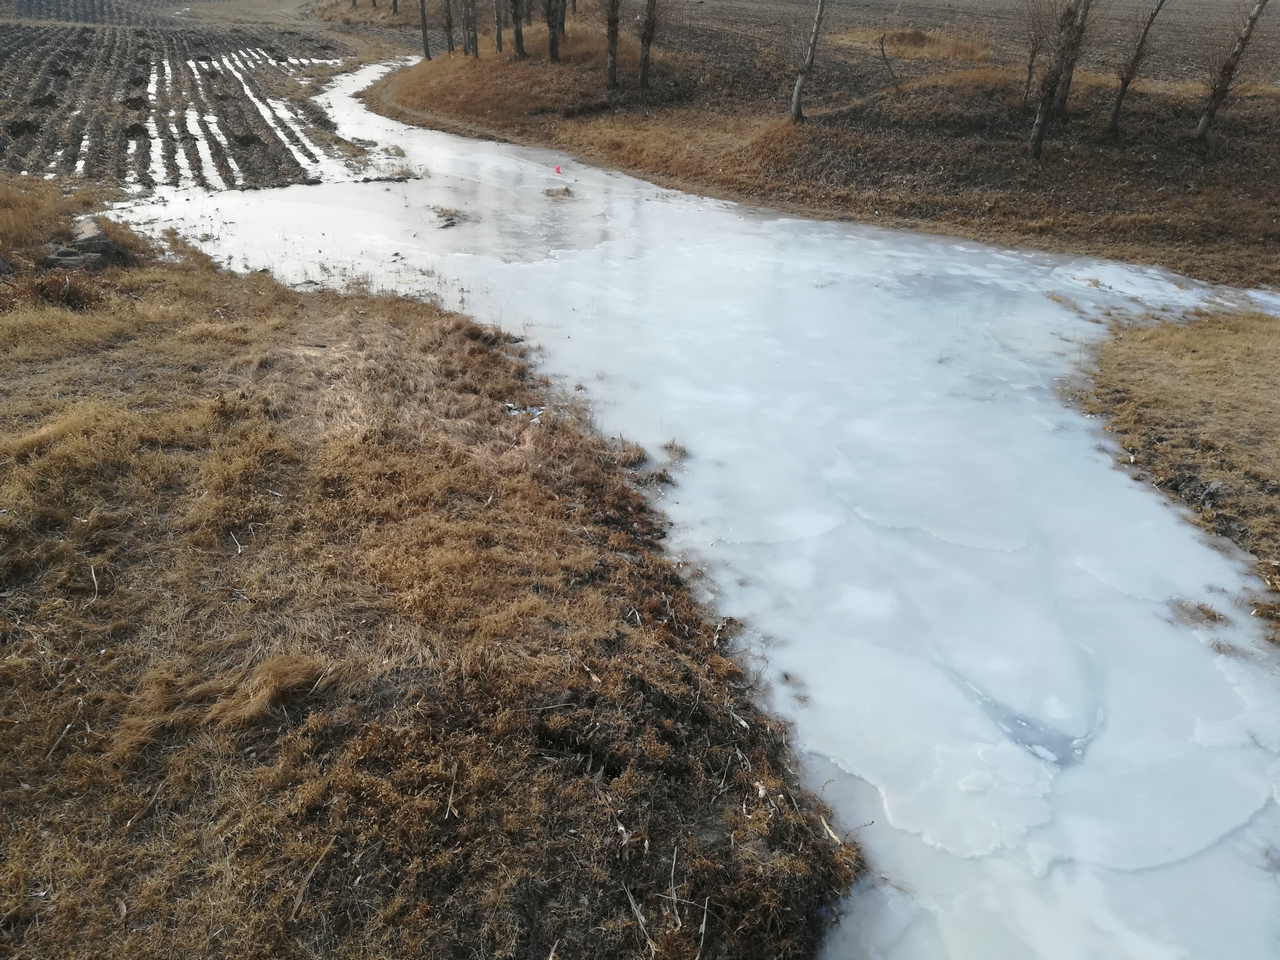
[0,183,859,958]
[1089,311,1280,638]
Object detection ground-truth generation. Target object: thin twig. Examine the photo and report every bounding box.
[623,884,658,956]
[89,565,99,600]
[694,896,709,960]
[45,699,83,761]
[445,760,459,819]
[668,848,682,929]
[291,836,337,921]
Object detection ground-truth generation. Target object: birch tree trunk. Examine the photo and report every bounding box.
[1106,0,1167,137]
[790,0,827,122]
[1196,0,1270,140]
[1028,0,1090,158]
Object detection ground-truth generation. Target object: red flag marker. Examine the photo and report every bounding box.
[555,164,562,174]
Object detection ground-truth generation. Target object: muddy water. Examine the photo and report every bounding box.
[123,62,1280,960]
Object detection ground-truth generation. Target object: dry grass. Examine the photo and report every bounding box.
[314,0,424,29]
[1089,310,1280,640]
[833,27,992,63]
[0,179,858,958]
[0,179,99,256]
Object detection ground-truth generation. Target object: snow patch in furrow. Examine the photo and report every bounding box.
[220,56,309,168]
[146,114,165,184]
[73,134,87,176]
[146,64,158,98]
[272,98,328,164]
[185,108,226,189]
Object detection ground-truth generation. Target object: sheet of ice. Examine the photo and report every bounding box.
[120,63,1280,960]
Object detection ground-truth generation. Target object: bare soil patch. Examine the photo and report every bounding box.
[0,175,858,959]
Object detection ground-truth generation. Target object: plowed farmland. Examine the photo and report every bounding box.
[0,0,362,188]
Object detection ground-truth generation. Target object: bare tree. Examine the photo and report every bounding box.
[392,0,399,14]
[510,0,526,57]
[1027,0,1092,158]
[468,0,480,55]
[546,0,561,61]
[638,0,659,87]
[443,0,457,53]
[494,0,503,52]
[1106,0,1169,138]
[1196,0,1271,140]
[1019,0,1053,108]
[790,0,827,122]
[418,0,433,60]
[605,0,621,88]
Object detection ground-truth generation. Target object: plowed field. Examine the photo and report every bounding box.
[0,0,364,188]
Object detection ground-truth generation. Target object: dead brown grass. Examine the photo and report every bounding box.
[0,180,858,958]
[1090,310,1280,639]
[0,179,99,256]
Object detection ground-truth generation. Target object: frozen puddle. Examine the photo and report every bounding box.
[122,62,1280,960]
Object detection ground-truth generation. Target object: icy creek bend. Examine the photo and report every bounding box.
[122,62,1280,960]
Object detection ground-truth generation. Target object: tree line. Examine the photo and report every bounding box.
[401,0,664,90]
[789,0,1274,155]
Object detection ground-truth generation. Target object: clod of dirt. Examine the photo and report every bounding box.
[5,119,40,137]
[127,75,146,88]
[123,122,149,140]
[123,96,148,111]
[50,66,71,78]
[32,93,58,109]
[0,253,14,277]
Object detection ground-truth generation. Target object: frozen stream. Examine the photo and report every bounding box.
[121,62,1280,960]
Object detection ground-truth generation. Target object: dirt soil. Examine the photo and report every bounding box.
[358,1,1280,290]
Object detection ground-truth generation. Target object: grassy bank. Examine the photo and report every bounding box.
[360,20,1279,290]
[0,177,858,958]
[1090,311,1280,641]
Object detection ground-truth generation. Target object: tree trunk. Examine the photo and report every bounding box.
[1196,0,1271,140]
[638,0,658,88]
[510,0,525,57]
[1021,37,1040,108]
[557,0,566,37]
[546,0,559,61]
[392,0,398,14]
[789,0,826,122]
[444,0,456,52]
[1028,0,1090,157]
[1108,0,1172,138]
[470,0,480,56]
[494,0,503,52]
[605,0,620,87]
[418,0,432,59]
[1047,0,1091,124]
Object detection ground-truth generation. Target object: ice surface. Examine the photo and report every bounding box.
[120,63,1280,960]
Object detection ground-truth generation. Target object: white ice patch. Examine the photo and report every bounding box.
[119,61,1280,960]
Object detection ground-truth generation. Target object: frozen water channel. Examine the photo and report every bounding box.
[122,62,1280,960]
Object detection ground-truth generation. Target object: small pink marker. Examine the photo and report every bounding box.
[555,164,562,174]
